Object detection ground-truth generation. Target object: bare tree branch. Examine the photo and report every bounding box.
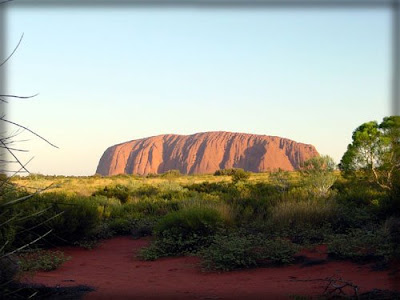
[0,139,30,173]
[0,93,39,99]
[0,183,59,207]
[17,211,64,235]
[0,117,59,148]
[0,33,23,68]
[0,229,53,259]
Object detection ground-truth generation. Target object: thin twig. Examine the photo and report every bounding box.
[0,118,58,148]
[0,229,52,259]
[0,183,58,207]
[0,93,39,99]
[0,145,29,152]
[17,211,64,235]
[0,139,30,173]
[17,206,52,222]
[0,215,17,227]
[0,33,23,68]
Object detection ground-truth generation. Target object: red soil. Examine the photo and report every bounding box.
[22,236,400,299]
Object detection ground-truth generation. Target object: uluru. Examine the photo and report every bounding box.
[96,131,319,176]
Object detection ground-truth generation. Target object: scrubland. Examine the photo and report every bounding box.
[2,167,398,275]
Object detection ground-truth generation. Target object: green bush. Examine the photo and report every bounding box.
[108,217,157,238]
[185,182,232,195]
[179,196,235,226]
[277,225,333,246]
[231,169,251,184]
[200,232,259,271]
[213,168,249,177]
[110,199,180,220]
[258,238,300,264]
[268,199,339,232]
[92,184,131,203]
[227,197,271,224]
[201,232,299,271]
[140,207,222,259]
[214,168,237,176]
[4,193,103,247]
[161,169,182,178]
[131,218,157,239]
[327,227,392,262]
[269,169,291,192]
[333,178,387,209]
[108,218,133,235]
[17,250,70,272]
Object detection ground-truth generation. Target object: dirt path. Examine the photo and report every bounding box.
[22,236,400,299]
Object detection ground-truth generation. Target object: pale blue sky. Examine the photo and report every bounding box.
[4,6,391,175]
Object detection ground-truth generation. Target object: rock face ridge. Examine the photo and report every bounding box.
[96,132,319,176]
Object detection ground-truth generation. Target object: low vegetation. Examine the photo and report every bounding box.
[17,250,70,272]
[1,117,399,296]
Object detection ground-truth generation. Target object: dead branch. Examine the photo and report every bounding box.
[0,33,23,68]
[0,117,58,148]
[0,229,53,259]
[290,276,359,299]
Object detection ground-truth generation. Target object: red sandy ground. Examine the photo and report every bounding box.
[22,236,400,299]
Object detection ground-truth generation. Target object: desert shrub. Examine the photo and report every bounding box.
[279,225,333,246]
[179,197,235,226]
[72,222,116,249]
[327,227,392,262]
[92,196,121,219]
[200,232,259,271]
[131,185,159,198]
[280,187,313,203]
[185,182,232,195]
[268,199,339,232]
[92,184,131,203]
[161,169,182,178]
[201,231,299,271]
[5,193,103,247]
[46,195,102,243]
[334,178,387,209]
[17,250,70,272]
[146,173,159,178]
[269,169,291,192]
[226,197,272,224]
[131,218,157,239]
[329,205,378,233]
[89,222,115,240]
[258,238,300,264]
[96,182,190,202]
[214,168,237,176]
[231,169,251,184]
[140,207,222,259]
[110,199,180,219]
[213,168,251,183]
[247,182,281,199]
[213,168,248,177]
[107,218,133,235]
[107,216,157,237]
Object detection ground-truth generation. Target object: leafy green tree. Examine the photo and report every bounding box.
[301,155,337,198]
[339,116,400,191]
